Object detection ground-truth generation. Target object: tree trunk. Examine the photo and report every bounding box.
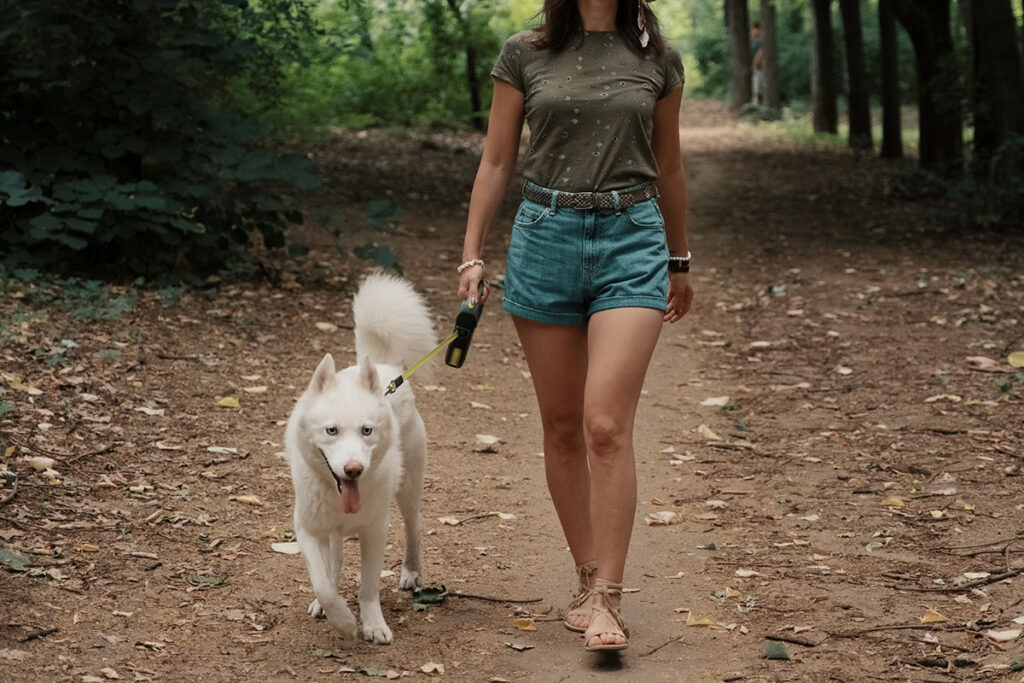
[878,0,903,158]
[809,0,838,133]
[761,0,782,113]
[445,0,484,131]
[725,0,752,110]
[970,0,1024,177]
[838,0,872,150]
[892,0,963,173]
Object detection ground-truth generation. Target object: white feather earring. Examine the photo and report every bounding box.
[638,0,650,48]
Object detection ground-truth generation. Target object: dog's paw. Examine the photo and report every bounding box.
[362,621,393,645]
[307,598,325,618]
[399,566,422,590]
[324,605,358,639]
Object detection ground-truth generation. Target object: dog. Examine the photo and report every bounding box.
[285,272,436,643]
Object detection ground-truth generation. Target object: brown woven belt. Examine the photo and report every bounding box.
[523,182,659,211]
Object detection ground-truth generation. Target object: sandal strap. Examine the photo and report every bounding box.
[584,590,630,640]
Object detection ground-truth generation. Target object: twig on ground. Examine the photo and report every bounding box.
[639,634,683,657]
[764,633,826,647]
[68,441,121,464]
[450,591,542,604]
[18,626,58,642]
[885,568,1024,592]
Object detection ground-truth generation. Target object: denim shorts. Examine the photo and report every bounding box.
[502,182,669,326]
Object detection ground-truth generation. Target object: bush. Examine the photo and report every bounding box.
[0,0,321,276]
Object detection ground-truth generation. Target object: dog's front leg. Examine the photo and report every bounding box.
[357,523,393,644]
[296,526,357,638]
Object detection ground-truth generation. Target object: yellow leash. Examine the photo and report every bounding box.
[384,330,460,396]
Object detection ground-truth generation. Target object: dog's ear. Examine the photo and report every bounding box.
[358,355,379,393]
[310,354,337,394]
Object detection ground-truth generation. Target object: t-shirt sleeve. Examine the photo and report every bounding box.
[658,45,685,99]
[491,34,525,93]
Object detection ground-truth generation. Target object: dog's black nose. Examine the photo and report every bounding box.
[344,462,364,479]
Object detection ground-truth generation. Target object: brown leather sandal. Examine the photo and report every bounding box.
[583,578,629,652]
[563,559,597,633]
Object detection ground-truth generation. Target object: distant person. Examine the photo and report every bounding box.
[750,22,764,105]
[458,0,692,655]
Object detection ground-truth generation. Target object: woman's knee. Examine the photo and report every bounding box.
[542,412,585,453]
[583,412,628,459]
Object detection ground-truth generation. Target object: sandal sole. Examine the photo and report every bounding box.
[563,620,588,633]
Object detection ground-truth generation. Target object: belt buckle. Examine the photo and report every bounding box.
[577,192,596,210]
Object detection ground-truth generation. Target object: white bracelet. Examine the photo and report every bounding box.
[668,251,691,263]
[457,258,485,274]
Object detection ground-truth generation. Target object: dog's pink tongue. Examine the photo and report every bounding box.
[339,480,360,514]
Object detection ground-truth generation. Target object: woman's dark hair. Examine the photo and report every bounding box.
[530,0,666,55]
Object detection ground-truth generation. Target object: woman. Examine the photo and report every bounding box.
[458,0,692,653]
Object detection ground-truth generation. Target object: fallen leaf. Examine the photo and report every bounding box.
[0,649,31,661]
[206,446,238,455]
[763,641,790,660]
[134,406,165,416]
[697,424,722,441]
[706,499,728,509]
[230,495,263,506]
[27,456,55,472]
[475,434,500,445]
[155,441,183,450]
[0,548,29,570]
[836,365,853,375]
[242,386,268,394]
[217,396,240,408]
[963,572,990,580]
[986,629,1021,643]
[74,543,99,553]
[686,612,712,626]
[735,568,760,578]
[920,609,948,624]
[700,396,730,407]
[695,512,719,521]
[644,511,680,526]
[1009,351,1024,368]
[924,394,962,403]
[271,542,300,555]
[315,322,338,332]
[9,378,42,395]
[469,401,492,410]
[929,510,946,519]
[493,512,516,520]
[514,618,537,631]
[420,662,445,675]
[437,517,460,526]
[100,667,120,679]
[504,641,535,652]
[966,355,1003,372]
[881,496,904,507]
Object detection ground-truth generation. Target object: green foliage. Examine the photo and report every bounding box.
[0,0,321,275]
[270,0,505,130]
[884,135,1024,230]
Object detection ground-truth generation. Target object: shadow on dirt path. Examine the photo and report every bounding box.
[2,100,1023,683]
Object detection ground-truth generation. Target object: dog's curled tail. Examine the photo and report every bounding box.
[353,272,438,376]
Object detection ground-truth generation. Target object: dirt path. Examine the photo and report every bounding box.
[2,104,1023,682]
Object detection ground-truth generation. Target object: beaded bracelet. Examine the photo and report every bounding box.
[457,258,485,274]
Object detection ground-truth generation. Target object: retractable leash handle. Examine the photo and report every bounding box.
[445,284,484,368]
[384,284,484,395]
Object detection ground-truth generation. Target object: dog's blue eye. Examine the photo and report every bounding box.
[325,426,338,436]
[361,425,373,436]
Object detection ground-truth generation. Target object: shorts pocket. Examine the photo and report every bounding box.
[624,199,664,229]
[513,200,549,228]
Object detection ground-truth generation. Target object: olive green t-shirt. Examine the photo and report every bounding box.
[491,29,684,193]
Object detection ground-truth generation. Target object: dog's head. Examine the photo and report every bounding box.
[298,353,391,514]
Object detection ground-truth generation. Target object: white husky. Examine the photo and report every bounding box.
[285,273,436,644]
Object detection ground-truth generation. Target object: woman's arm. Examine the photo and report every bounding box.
[652,87,693,323]
[459,79,525,304]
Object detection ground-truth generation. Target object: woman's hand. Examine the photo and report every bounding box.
[458,264,489,305]
[664,272,692,323]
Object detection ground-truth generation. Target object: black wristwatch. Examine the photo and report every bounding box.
[668,252,691,273]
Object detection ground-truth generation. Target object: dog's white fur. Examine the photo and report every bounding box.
[285,273,436,643]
